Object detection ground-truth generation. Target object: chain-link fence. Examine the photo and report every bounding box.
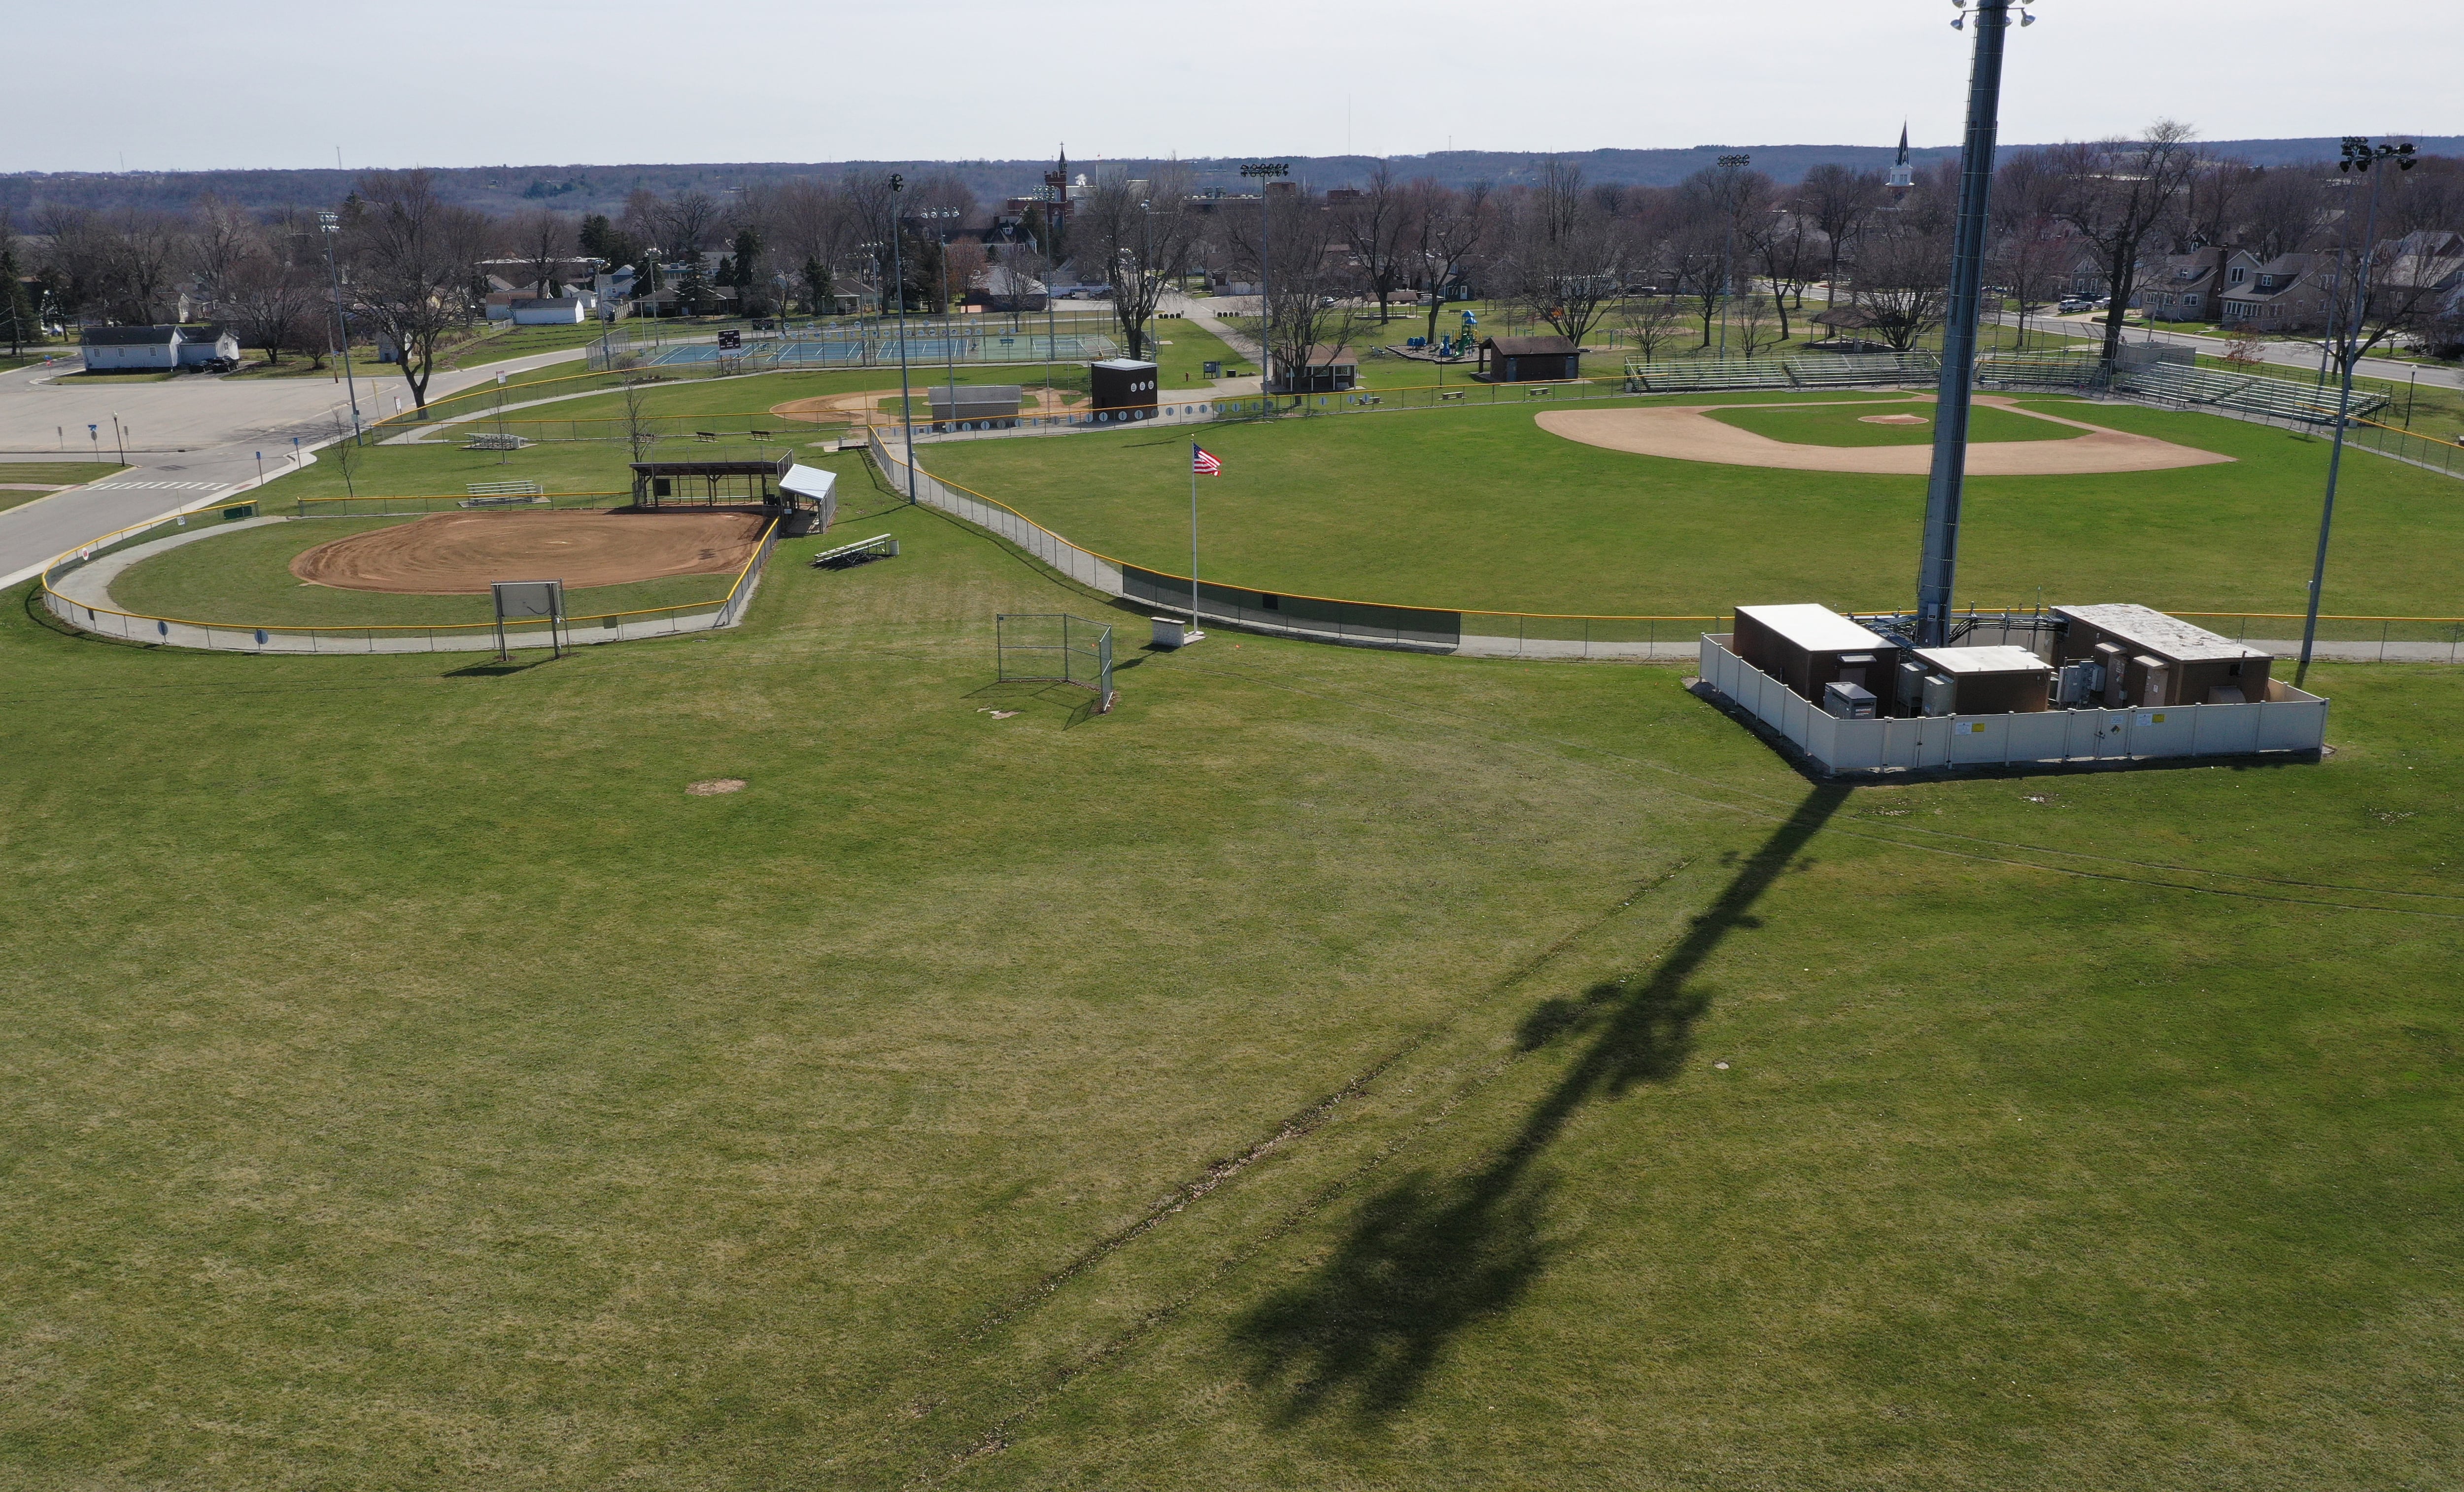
[995,612,1115,707]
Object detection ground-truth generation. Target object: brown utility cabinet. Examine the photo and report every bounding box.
[1732,604,1904,712]
[2053,603,2272,706]
[1912,644,2053,714]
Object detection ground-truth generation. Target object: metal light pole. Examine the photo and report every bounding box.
[913,206,961,421]
[315,210,365,443]
[888,174,917,503]
[1241,162,1288,390]
[1715,154,1750,359]
[2296,137,2417,688]
[1913,0,2025,648]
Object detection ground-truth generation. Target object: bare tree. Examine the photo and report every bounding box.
[1620,293,1687,362]
[2237,164,2330,261]
[1339,162,1417,323]
[1730,293,1784,358]
[223,238,319,365]
[653,190,722,257]
[321,413,364,495]
[1797,163,1885,307]
[620,376,658,463]
[188,194,257,312]
[2051,120,2204,365]
[507,208,574,296]
[1412,178,1492,347]
[1082,165,1199,360]
[1849,229,1953,352]
[1503,159,1628,350]
[1989,148,2065,347]
[1226,189,1362,395]
[344,170,488,413]
[840,170,902,312]
[1758,210,1821,342]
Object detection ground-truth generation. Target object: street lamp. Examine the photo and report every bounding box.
[1240,162,1288,389]
[1715,154,1751,359]
[315,210,365,443]
[2295,136,2418,688]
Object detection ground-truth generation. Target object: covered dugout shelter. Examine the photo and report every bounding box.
[629,450,791,508]
[1479,334,1580,382]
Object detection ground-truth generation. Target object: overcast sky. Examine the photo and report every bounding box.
[12,0,2458,173]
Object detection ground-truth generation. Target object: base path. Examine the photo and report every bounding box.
[1538,394,2233,475]
[292,510,765,594]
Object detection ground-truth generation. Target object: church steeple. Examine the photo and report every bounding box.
[1887,123,1915,192]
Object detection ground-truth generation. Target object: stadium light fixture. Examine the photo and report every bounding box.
[1241,162,1289,388]
[314,209,365,447]
[1715,155,1751,359]
[2296,136,2418,686]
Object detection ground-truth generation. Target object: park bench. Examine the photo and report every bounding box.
[695,431,720,442]
[811,533,899,569]
[1438,390,1466,401]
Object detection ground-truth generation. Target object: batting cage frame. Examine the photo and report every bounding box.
[995,613,1116,713]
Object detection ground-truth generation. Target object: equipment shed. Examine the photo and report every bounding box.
[1479,334,1581,382]
[1913,644,2052,715]
[2053,603,2273,707]
[1731,603,1903,710]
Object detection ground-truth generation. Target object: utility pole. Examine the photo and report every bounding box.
[2296,137,2416,688]
[1715,154,1751,359]
[1240,162,1288,390]
[888,174,916,503]
[1913,0,2026,648]
[316,210,365,443]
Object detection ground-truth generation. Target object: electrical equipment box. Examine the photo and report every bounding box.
[2055,603,2274,710]
[2093,642,2128,704]
[1911,644,2053,715]
[1823,681,1878,720]
[1921,674,1957,717]
[1731,604,1904,712]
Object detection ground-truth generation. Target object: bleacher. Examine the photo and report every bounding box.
[460,481,547,509]
[1622,352,1937,394]
[1974,351,2103,389]
[2117,361,2388,423]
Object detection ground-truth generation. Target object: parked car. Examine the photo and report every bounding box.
[2057,297,2093,313]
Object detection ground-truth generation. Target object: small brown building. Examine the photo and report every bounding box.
[2053,603,2273,707]
[1268,345,1358,395]
[1478,334,1580,382]
[1913,644,2052,715]
[1732,604,1903,711]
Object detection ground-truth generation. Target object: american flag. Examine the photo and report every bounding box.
[1192,444,1221,476]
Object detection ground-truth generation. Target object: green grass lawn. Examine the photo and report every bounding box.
[1707,400,2084,447]
[107,514,740,627]
[3,454,2461,1488]
[925,395,2464,623]
[0,462,125,515]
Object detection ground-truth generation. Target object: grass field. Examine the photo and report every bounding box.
[4,447,2461,1488]
[107,514,742,627]
[925,394,2464,622]
[1704,400,2084,447]
[0,462,125,516]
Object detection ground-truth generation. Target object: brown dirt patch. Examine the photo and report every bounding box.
[1538,394,2234,475]
[769,387,1086,422]
[290,511,765,594]
[685,778,747,796]
[1859,413,1928,425]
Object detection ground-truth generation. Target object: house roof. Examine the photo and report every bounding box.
[1736,603,1892,654]
[1481,335,1577,355]
[1298,344,1356,366]
[80,324,179,345]
[179,324,230,340]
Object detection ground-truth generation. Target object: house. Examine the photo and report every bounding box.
[2139,246,2226,322]
[79,324,237,371]
[1267,345,1358,395]
[2218,251,2335,329]
[969,264,1047,312]
[80,324,181,370]
[485,287,602,323]
[1478,334,1579,382]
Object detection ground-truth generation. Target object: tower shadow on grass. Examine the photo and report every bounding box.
[1230,784,1852,1427]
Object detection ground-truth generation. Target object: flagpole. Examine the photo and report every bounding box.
[1190,446,1202,638]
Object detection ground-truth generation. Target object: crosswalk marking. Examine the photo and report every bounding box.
[87,481,222,491]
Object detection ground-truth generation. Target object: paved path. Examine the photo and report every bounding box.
[0,346,589,589]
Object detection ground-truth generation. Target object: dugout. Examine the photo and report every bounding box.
[1090,358,1160,419]
[1266,346,1358,395]
[2052,603,2273,707]
[628,450,792,508]
[1731,603,1903,712]
[1478,334,1580,382]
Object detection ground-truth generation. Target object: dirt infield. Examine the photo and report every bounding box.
[1538,394,2233,475]
[769,387,1083,422]
[290,511,766,594]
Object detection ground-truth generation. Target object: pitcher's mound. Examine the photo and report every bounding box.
[291,511,766,594]
[1860,413,1928,425]
[1540,395,2231,475]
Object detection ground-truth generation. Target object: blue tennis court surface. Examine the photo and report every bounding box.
[641,333,1118,367]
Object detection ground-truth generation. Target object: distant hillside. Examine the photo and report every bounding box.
[6,138,2459,218]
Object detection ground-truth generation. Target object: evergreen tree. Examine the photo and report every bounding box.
[0,243,37,355]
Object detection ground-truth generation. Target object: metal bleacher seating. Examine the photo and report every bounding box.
[2117,361,2387,423]
[1623,352,1938,394]
[1974,350,2104,389]
[461,481,548,509]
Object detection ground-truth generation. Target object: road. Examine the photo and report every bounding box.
[0,347,590,589]
[1999,308,2463,398]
